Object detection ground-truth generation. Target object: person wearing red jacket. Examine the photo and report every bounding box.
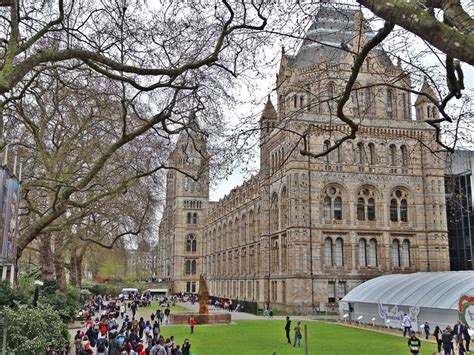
[189,317,197,334]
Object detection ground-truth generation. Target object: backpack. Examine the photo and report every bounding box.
[442,331,452,345]
[97,340,106,352]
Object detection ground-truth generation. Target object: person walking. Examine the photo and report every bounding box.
[189,316,197,334]
[423,321,430,340]
[463,324,471,352]
[434,325,443,353]
[402,314,412,338]
[293,321,302,348]
[284,316,291,344]
[442,326,454,355]
[407,331,421,355]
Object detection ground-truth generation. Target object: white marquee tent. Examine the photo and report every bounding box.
[340,271,474,330]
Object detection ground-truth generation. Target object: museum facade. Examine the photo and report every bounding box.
[157,5,450,312]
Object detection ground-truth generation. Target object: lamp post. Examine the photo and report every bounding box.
[32,280,44,307]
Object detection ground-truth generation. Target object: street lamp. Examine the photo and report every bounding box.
[32,280,44,307]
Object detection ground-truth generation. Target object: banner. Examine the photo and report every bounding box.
[378,302,420,329]
[459,295,474,327]
[0,168,21,262]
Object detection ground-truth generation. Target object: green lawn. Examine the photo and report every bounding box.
[156,320,437,355]
[136,302,192,319]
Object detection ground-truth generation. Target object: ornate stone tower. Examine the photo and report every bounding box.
[158,114,209,293]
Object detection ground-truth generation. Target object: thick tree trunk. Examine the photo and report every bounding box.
[53,235,66,292]
[76,248,87,288]
[69,248,78,286]
[39,234,54,279]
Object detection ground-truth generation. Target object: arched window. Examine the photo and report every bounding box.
[335,238,344,267]
[357,142,365,165]
[351,88,359,116]
[323,140,330,162]
[187,212,192,224]
[324,238,333,266]
[402,240,411,267]
[270,193,279,232]
[357,198,365,221]
[390,199,398,222]
[323,186,344,221]
[369,239,377,267]
[357,188,377,221]
[392,239,400,267]
[367,198,376,221]
[191,260,197,275]
[192,212,198,224]
[365,87,372,113]
[324,197,332,219]
[389,144,397,166]
[386,89,393,118]
[402,93,408,119]
[400,199,408,222]
[359,239,367,267]
[327,82,335,112]
[368,143,376,165]
[280,187,288,228]
[390,189,410,223]
[401,145,408,167]
[334,196,342,220]
[185,260,191,275]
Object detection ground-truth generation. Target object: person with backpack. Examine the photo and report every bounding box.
[96,337,109,355]
[293,321,302,348]
[164,307,171,324]
[442,326,454,355]
[139,317,146,339]
[108,330,122,355]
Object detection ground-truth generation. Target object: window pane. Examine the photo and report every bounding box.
[392,240,400,267]
[328,282,336,303]
[359,239,367,267]
[334,197,342,220]
[369,239,377,267]
[390,145,397,166]
[324,238,333,266]
[338,282,346,300]
[365,88,371,113]
[400,199,408,222]
[335,238,344,267]
[390,199,398,222]
[402,240,410,267]
[368,198,376,221]
[324,197,332,219]
[357,198,365,221]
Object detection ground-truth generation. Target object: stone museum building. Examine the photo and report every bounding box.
[157,4,450,312]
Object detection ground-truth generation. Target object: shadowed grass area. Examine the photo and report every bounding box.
[154,320,437,355]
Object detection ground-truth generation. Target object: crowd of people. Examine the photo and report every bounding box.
[404,317,472,355]
[73,294,194,355]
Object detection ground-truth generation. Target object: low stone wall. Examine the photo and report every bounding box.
[170,313,231,325]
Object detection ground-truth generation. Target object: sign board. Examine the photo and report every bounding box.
[378,302,420,329]
[459,295,474,327]
[0,167,21,263]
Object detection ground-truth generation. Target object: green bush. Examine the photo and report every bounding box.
[38,291,80,324]
[2,304,69,353]
[0,281,30,307]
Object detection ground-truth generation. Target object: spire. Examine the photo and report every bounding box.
[415,77,438,105]
[261,96,277,121]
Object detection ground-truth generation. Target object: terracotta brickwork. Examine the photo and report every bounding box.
[157,5,450,313]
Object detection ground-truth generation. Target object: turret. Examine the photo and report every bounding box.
[415,78,439,121]
[260,96,278,178]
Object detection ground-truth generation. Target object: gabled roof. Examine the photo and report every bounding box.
[287,5,394,69]
[342,271,474,310]
[415,78,438,105]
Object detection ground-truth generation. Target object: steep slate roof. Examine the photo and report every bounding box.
[342,271,474,310]
[287,5,394,69]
